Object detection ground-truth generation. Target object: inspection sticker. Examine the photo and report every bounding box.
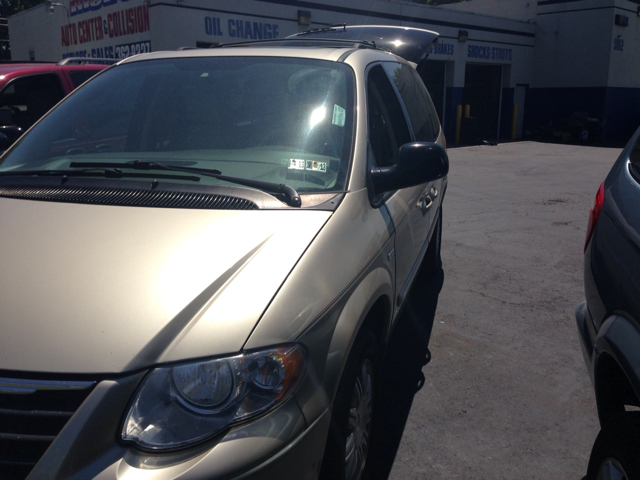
[332,104,346,127]
[289,159,306,170]
[288,159,327,173]
[306,160,327,172]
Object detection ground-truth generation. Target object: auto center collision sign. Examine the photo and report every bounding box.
[61,0,150,59]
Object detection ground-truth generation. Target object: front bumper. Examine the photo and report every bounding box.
[26,372,330,480]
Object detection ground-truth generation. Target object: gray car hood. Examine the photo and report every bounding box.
[0,198,330,374]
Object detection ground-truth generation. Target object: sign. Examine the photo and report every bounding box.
[62,40,149,59]
[116,41,151,59]
[204,16,280,40]
[428,42,454,56]
[61,4,149,47]
[70,0,127,17]
[614,37,624,51]
[467,45,513,62]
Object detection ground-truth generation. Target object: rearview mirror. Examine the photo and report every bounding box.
[370,142,449,195]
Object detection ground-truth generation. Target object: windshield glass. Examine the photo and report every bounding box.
[0,56,355,193]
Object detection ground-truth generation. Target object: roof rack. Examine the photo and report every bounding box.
[292,24,347,36]
[209,37,381,51]
[57,57,118,66]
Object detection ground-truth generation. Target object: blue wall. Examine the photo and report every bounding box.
[500,88,515,140]
[603,88,640,143]
[444,87,516,142]
[524,87,640,143]
[444,87,463,141]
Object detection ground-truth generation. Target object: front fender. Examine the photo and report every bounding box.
[291,240,394,426]
[243,188,396,426]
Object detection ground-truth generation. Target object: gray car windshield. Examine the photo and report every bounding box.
[0,56,355,193]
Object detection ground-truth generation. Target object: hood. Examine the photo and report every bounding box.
[0,198,330,374]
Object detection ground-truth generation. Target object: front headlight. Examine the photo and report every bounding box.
[121,344,306,450]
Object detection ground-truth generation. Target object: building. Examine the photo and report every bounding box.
[529,0,640,143]
[7,0,639,143]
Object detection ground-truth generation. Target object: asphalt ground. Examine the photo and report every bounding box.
[369,141,623,479]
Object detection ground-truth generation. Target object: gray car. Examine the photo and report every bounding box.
[0,26,448,480]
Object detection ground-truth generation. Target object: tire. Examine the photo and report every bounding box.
[320,328,381,480]
[421,206,442,277]
[586,412,640,480]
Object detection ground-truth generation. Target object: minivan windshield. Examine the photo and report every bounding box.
[0,56,355,194]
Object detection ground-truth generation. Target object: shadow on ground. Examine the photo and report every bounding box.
[368,267,444,480]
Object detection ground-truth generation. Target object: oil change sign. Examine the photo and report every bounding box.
[203,15,281,40]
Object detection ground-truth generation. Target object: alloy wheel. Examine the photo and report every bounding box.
[344,359,373,480]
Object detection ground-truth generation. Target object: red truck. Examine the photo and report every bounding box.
[0,59,109,149]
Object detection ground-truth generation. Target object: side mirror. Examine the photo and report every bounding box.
[0,126,23,148]
[370,142,449,195]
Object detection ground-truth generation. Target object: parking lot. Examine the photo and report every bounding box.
[369,141,622,479]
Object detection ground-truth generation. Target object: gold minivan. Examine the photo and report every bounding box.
[0,26,447,480]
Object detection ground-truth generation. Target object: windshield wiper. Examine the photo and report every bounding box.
[70,160,302,207]
[0,168,201,182]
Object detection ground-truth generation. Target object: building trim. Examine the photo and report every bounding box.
[252,0,536,38]
[150,4,537,47]
[538,0,640,4]
[149,1,535,39]
[537,0,582,5]
[439,35,534,48]
[537,5,637,15]
[148,2,305,24]
[615,5,639,13]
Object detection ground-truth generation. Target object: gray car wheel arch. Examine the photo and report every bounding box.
[594,315,640,424]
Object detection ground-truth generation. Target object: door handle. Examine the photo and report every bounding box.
[417,192,433,216]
